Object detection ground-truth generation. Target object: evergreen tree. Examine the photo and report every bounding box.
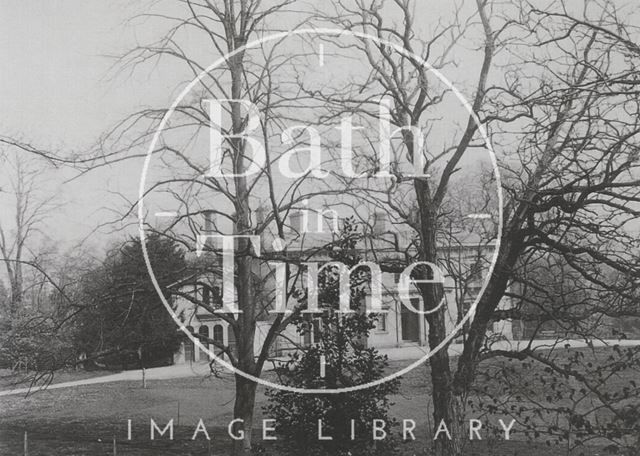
[76,233,185,368]
[265,220,400,456]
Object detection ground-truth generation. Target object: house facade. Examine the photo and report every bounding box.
[171,211,513,364]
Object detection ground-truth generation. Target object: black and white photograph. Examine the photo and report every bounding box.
[1,1,640,455]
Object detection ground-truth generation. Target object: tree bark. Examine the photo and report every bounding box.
[427,313,464,456]
[453,228,523,395]
[414,180,463,455]
[232,375,258,456]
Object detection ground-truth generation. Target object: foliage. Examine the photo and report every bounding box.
[265,218,400,456]
[0,314,75,374]
[265,316,400,456]
[0,249,82,376]
[75,233,185,369]
[471,346,640,456]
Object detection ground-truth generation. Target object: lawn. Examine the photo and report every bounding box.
[0,348,634,455]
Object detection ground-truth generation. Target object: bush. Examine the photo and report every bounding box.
[265,311,400,456]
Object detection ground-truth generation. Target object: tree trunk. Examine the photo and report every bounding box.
[453,228,523,395]
[226,21,259,454]
[232,375,258,456]
[414,179,465,455]
[427,311,464,456]
[231,256,257,456]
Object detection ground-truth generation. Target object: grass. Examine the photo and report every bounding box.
[0,348,636,455]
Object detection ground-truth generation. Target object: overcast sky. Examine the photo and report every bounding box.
[0,1,179,250]
[0,0,496,255]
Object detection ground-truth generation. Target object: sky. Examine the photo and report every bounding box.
[0,0,495,255]
[0,1,183,250]
[1,1,143,146]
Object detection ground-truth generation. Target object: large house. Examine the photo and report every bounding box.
[170,210,514,364]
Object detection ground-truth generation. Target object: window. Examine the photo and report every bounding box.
[303,317,322,346]
[184,326,195,362]
[376,314,387,332]
[211,286,222,307]
[200,284,222,308]
[213,325,224,345]
[312,319,321,343]
[198,325,210,359]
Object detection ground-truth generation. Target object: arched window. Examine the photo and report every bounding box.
[303,317,321,346]
[198,325,210,360]
[212,324,225,356]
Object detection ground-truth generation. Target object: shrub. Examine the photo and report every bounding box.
[265,310,400,456]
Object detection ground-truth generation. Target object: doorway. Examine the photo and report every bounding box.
[400,300,420,342]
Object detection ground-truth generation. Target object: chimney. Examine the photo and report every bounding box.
[203,210,214,232]
[373,211,387,235]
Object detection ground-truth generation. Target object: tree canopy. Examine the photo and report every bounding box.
[75,233,186,369]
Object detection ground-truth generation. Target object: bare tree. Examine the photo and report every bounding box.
[74,1,640,454]
[0,151,58,324]
[309,1,497,454]
[314,0,640,454]
[454,0,640,380]
[452,2,640,453]
[98,2,357,454]
[0,148,90,389]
